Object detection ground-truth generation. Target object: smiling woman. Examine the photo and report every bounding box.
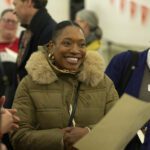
[10,20,119,150]
[49,21,86,72]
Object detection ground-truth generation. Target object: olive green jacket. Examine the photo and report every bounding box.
[11,47,118,150]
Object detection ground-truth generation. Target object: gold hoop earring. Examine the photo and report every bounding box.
[48,53,52,58]
[48,52,55,60]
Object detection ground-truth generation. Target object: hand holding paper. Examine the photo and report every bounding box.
[75,94,150,150]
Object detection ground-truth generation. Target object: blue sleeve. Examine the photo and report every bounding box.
[105,51,131,95]
[142,122,150,150]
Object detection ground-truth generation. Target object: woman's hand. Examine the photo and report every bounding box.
[1,108,20,135]
[0,96,20,135]
[63,127,89,147]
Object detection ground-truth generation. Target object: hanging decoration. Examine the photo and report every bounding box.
[120,0,126,12]
[109,0,150,25]
[110,0,115,5]
[130,1,137,18]
[141,5,149,24]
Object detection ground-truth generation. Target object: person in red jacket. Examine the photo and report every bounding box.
[0,9,19,150]
[0,8,19,54]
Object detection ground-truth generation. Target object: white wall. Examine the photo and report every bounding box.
[0,1,13,11]
[46,0,70,22]
[0,0,70,36]
[1,0,150,48]
[0,0,70,22]
[85,0,150,47]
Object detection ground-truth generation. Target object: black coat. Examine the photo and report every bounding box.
[17,8,56,80]
[0,59,17,150]
[0,58,17,105]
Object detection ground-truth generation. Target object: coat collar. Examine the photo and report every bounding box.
[25,46,105,87]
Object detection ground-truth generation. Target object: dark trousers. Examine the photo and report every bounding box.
[125,135,141,150]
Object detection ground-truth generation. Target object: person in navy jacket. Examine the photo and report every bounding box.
[105,48,150,150]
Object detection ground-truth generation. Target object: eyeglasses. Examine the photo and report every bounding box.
[0,18,18,25]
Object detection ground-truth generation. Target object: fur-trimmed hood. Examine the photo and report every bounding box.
[25,46,105,87]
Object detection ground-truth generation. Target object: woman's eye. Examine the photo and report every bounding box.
[79,42,86,48]
[63,41,72,47]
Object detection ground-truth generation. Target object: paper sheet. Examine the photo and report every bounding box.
[75,94,150,150]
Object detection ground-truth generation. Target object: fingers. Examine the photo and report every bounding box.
[63,131,75,145]
[11,112,20,130]
[1,108,20,134]
[12,123,19,129]
[5,108,20,123]
[64,132,71,141]
[63,127,89,146]
[7,108,17,114]
[63,127,73,132]
[13,115,20,123]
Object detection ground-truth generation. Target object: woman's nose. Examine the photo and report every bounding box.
[71,44,80,53]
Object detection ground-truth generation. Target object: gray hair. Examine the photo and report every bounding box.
[76,9,102,39]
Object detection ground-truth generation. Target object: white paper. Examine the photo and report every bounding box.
[75,94,150,150]
[137,130,145,144]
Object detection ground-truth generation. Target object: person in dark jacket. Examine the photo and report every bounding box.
[105,48,150,150]
[0,8,19,108]
[13,0,57,80]
[0,8,19,150]
[75,9,103,51]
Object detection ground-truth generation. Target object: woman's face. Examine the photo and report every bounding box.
[0,11,18,38]
[52,26,86,72]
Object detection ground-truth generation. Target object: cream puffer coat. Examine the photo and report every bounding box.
[10,47,118,150]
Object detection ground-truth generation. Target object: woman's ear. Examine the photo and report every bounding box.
[47,41,55,53]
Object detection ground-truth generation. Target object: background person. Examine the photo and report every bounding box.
[105,49,150,150]
[0,8,19,108]
[13,0,57,80]
[0,11,19,147]
[75,9,103,51]
[0,8,19,54]
[10,20,118,150]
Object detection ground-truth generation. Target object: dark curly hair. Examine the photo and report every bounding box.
[52,20,84,42]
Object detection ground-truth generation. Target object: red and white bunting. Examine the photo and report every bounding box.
[141,5,149,24]
[110,0,150,25]
[110,0,115,5]
[130,1,137,18]
[120,0,126,12]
